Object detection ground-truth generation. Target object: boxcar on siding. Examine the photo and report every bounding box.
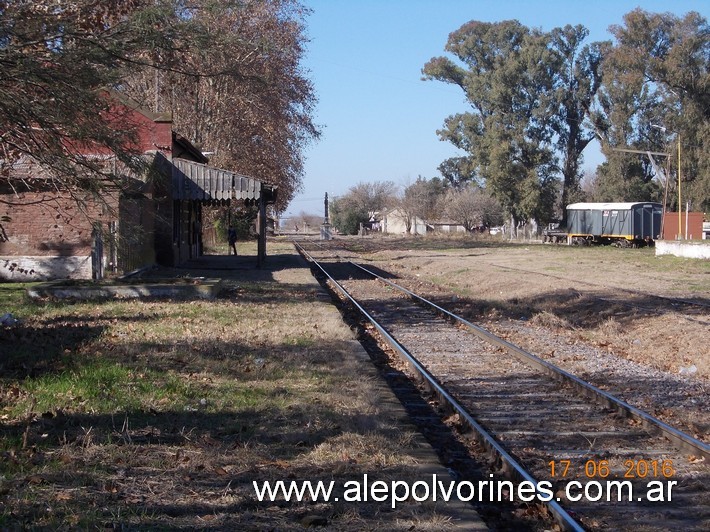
[566,202,663,247]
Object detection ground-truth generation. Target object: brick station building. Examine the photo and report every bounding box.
[0,95,276,281]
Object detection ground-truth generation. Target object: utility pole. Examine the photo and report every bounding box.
[651,124,682,239]
[677,134,682,239]
[611,147,670,238]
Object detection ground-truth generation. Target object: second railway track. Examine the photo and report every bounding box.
[295,240,709,531]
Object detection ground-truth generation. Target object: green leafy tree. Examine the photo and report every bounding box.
[423,20,559,230]
[591,11,671,203]
[547,25,607,221]
[437,156,478,187]
[598,8,709,211]
[330,181,397,235]
[330,197,366,235]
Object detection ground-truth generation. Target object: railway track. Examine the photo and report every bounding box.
[294,240,709,531]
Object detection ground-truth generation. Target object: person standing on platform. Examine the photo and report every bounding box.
[228,225,238,256]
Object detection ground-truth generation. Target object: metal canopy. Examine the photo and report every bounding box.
[172,158,262,202]
[171,157,277,268]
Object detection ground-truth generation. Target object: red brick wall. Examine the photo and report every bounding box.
[0,189,119,280]
[662,212,704,240]
[0,190,116,256]
[121,109,172,155]
[0,98,176,279]
[1,100,210,278]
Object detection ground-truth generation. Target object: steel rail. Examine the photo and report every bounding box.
[350,261,710,462]
[295,242,585,532]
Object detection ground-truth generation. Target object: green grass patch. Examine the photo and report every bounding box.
[0,282,40,315]
[429,275,474,297]
[0,246,493,529]
[15,361,164,415]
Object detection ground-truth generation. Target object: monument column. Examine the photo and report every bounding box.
[320,192,332,240]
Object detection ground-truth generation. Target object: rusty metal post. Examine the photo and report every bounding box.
[257,196,267,267]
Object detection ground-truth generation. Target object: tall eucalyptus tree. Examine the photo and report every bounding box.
[423,20,560,229]
[547,25,606,222]
[596,8,709,210]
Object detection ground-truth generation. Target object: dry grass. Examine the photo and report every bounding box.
[4,235,705,528]
[0,241,466,530]
[528,310,573,330]
[356,235,709,379]
[328,234,708,440]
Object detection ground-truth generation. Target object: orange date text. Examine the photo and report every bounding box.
[548,459,675,479]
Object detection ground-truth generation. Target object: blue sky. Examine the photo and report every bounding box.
[286,0,708,217]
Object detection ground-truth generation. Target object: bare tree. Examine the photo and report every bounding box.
[1,0,319,213]
[330,181,397,235]
[291,211,321,231]
[121,0,320,211]
[444,186,504,232]
[346,181,398,219]
[0,0,159,203]
[398,177,446,233]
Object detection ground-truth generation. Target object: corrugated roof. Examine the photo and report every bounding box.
[172,158,263,201]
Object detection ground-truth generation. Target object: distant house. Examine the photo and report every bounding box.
[380,209,468,235]
[381,208,427,235]
[0,95,276,281]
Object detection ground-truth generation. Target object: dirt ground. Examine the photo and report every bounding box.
[315,234,709,439]
[0,241,488,530]
[332,234,709,376]
[1,236,706,529]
